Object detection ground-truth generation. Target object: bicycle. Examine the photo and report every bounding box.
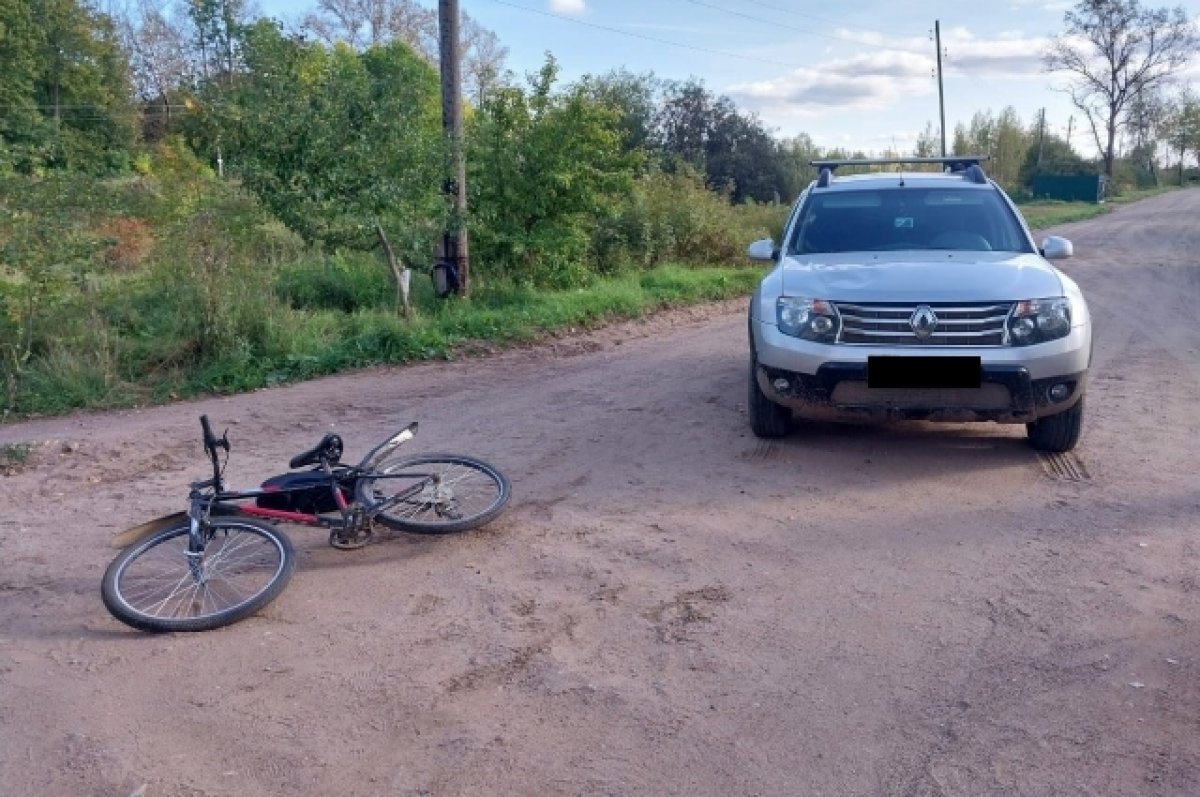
[102,415,510,632]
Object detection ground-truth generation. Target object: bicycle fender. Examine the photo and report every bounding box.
[110,512,187,549]
[357,422,418,469]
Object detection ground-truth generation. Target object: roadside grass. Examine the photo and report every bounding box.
[1019,185,1179,230]
[4,264,762,418]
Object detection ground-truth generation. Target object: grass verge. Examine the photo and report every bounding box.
[4,264,762,420]
[1019,186,1179,230]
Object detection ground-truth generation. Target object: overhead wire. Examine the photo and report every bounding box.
[680,0,932,57]
[480,0,812,69]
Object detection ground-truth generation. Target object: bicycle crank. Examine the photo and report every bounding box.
[329,524,373,550]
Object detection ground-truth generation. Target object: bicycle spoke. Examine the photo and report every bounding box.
[110,523,288,624]
[358,454,508,534]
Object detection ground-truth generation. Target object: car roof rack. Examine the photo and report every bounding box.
[811,155,990,187]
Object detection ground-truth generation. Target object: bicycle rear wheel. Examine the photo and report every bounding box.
[356,453,510,534]
[102,517,295,632]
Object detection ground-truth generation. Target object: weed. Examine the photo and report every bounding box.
[0,442,33,475]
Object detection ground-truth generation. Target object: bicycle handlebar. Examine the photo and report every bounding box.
[199,415,228,490]
[200,415,217,451]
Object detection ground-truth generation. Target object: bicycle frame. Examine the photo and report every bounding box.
[188,468,436,530]
[187,419,435,543]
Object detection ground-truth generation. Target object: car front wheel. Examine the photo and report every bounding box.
[748,359,791,438]
[1026,398,1084,452]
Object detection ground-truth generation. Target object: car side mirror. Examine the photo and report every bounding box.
[747,238,778,262]
[1041,235,1073,260]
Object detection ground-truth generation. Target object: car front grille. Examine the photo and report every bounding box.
[834,301,1013,346]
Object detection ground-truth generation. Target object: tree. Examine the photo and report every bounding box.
[0,0,137,173]
[302,0,437,53]
[776,133,821,200]
[576,69,659,158]
[186,0,252,86]
[1164,86,1200,183]
[1019,135,1095,188]
[655,78,713,172]
[301,1,506,106]
[0,0,45,170]
[117,0,190,139]
[704,99,786,203]
[950,123,972,157]
[189,21,446,293]
[1123,86,1168,181]
[1044,0,1198,177]
[992,107,1031,188]
[915,121,939,157]
[652,78,790,202]
[460,13,509,106]
[467,56,634,287]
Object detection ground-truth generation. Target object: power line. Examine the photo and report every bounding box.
[680,0,931,56]
[480,0,810,69]
[735,0,929,40]
[0,104,188,110]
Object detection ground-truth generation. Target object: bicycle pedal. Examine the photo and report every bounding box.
[328,528,373,550]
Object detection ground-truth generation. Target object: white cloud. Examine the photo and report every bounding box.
[831,26,1050,78]
[941,29,1051,78]
[549,0,586,15]
[1008,0,1072,11]
[729,51,934,116]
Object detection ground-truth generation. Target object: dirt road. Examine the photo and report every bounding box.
[2,190,1199,796]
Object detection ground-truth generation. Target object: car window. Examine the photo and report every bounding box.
[788,186,1033,255]
[780,187,810,243]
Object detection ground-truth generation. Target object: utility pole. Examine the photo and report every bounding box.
[1037,108,1046,168]
[1066,115,1074,150]
[935,20,946,157]
[437,0,469,297]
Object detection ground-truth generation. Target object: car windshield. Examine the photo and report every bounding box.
[788,186,1033,255]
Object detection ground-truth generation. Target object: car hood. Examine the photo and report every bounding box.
[779,251,1065,302]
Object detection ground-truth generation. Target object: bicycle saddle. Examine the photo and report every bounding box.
[289,433,344,469]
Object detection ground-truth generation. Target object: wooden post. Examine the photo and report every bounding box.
[375,222,412,319]
[438,0,470,296]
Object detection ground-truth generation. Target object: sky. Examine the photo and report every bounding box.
[257,0,1200,158]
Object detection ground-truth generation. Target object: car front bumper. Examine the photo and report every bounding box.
[750,319,1091,423]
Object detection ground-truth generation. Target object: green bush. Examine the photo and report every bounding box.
[594,169,785,270]
[276,252,395,312]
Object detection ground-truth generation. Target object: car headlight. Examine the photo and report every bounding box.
[776,297,840,342]
[1007,297,1071,345]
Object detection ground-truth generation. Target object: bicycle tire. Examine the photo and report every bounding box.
[101,516,295,632]
[356,453,510,534]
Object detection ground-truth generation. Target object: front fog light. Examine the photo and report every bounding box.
[1048,383,1071,402]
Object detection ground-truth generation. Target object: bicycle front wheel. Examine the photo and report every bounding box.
[356,453,510,534]
[101,517,295,632]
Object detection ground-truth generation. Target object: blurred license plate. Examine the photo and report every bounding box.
[867,356,981,389]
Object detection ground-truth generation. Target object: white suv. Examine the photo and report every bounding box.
[747,157,1091,452]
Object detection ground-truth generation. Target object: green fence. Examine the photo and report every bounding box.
[1031,174,1107,203]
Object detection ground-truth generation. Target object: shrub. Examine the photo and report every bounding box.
[276,252,395,313]
[594,169,785,270]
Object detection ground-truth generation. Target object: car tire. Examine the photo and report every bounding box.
[748,359,791,438]
[1026,397,1083,452]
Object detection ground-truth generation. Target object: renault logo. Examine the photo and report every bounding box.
[910,305,938,339]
